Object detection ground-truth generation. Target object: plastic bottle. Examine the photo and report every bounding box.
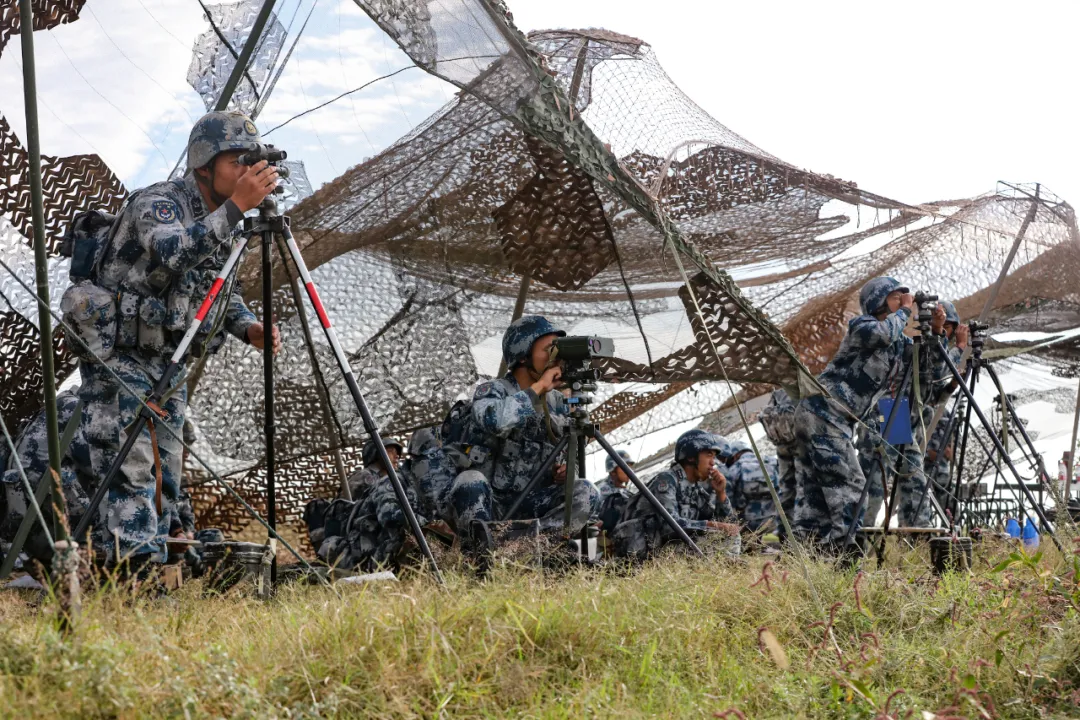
[1005,518,1021,539]
[1022,518,1040,552]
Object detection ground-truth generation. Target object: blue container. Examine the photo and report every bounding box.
[1005,518,1021,538]
[1022,518,1040,552]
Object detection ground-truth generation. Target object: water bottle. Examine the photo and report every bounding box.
[1022,518,1040,552]
[1005,518,1021,539]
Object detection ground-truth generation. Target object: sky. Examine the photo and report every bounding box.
[1,0,1077,207]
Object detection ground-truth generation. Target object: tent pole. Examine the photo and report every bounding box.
[213,0,277,112]
[1066,375,1080,506]
[496,273,531,377]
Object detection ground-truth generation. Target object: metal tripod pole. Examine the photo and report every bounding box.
[277,221,444,584]
[72,239,249,545]
[933,337,1063,551]
[260,215,277,584]
[500,435,568,521]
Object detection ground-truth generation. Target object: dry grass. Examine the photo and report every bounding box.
[0,537,1079,719]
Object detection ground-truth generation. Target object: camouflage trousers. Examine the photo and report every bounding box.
[792,398,865,545]
[774,447,796,539]
[1,391,92,560]
[77,352,187,560]
[859,427,934,528]
[857,432,886,526]
[447,469,599,534]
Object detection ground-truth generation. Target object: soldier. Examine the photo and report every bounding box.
[792,277,915,554]
[720,438,780,534]
[611,429,738,560]
[341,437,405,501]
[758,387,797,540]
[59,111,280,565]
[594,448,635,531]
[443,315,600,550]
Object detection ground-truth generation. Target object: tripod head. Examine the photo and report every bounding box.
[914,291,938,336]
[968,319,989,367]
[551,335,613,429]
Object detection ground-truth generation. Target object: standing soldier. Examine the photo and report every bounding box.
[611,429,738,559]
[60,112,281,567]
[758,387,798,540]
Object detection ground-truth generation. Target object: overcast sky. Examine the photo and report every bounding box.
[1,0,1077,208]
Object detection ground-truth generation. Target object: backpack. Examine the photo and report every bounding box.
[758,388,797,447]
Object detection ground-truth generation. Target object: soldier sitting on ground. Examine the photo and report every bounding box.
[442,315,600,557]
[611,429,739,560]
[593,448,635,531]
[719,438,780,536]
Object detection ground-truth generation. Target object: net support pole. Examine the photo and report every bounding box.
[213,0,277,112]
[18,0,68,539]
[1067,376,1080,505]
[922,191,1040,453]
[275,235,351,500]
[496,273,531,377]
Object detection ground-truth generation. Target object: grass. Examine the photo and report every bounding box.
[0,537,1079,719]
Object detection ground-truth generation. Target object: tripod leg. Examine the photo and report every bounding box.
[592,428,704,557]
[934,338,1062,551]
[71,239,248,547]
[261,230,277,585]
[564,427,578,534]
[499,436,568,521]
[278,223,443,583]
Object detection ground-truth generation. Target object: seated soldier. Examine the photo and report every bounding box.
[444,315,600,552]
[719,438,780,535]
[611,429,738,560]
[341,437,404,501]
[593,448,634,531]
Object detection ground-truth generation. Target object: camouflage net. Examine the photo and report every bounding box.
[2,0,1079,549]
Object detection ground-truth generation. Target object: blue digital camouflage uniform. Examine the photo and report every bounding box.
[593,448,634,529]
[857,428,886,525]
[723,442,781,533]
[758,388,797,538]
[924,406,958,513]
[341,464,427,571]
[445,374,599,533]
[1,391,91,557]
[793,277,912,546]
[59,112,260,561]
[611,461,735,559]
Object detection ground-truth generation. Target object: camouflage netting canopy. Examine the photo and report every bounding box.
[2,0,1079,548]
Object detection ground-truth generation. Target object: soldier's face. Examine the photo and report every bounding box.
[612,466,630,486]
[386,446,400,469]
[529,333,560,373]
[884,290,902,314]
[944,322,956,339]
[209,151,248,196]
[695,450,717,480]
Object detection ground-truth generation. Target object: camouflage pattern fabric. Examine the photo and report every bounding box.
[593,475,631,530]
[500,314,565,369]
[1,391,90,559]
[793,279,912,546]
[724,452,780,533]
[185,111,261,172]
[611,462,735,559]
[341,467,379,502]
[443,374,598,533]
[760,388,797,538]
[857,429,886,526]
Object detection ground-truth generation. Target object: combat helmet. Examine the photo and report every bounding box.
[605,448,635,474]
[501,315,565,371]
[859,276,909,316]
[939,300,960,327]
[674,429,725,465]
[362,437,405,468]
[186,111,262,171]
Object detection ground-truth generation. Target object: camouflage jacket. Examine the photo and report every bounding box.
[621,463,733,532]
[96,173,256,358]
[449,374,568,495]
[724,453,779,513]
[594,476,630,501]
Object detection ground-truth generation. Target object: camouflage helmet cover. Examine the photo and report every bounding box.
[187,111,261,171]
[362,437,405,468]
[605,448,635,474]
[501,315,565,370]
[939,300,960,326]
[728,439,751,455]
[674,429,725,465]
[859,276,909,316]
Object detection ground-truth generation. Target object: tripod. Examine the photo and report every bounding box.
[73,195,445,584]
[931,330,1063,552]
[501,366,703,557]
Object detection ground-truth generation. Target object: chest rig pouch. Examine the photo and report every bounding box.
[59,206,127,363]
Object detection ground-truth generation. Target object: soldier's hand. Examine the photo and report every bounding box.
[899,292,915,310]
[706,520,740,536]
[552,463,567,485]
[709,467,727,499]
[531,365,563,395]
[247,322,282,355]
[955,323,970,349]
[927,449,938,463]
[944,444,954,461]
[231,160,279,212]
[931,303,947,334]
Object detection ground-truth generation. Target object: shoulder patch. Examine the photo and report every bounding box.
[654,477,670,493]
[150,200,180,224]
[474,381,496,397]
[244,119,258,136]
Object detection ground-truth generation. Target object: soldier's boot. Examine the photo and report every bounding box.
[464,520,495,576]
